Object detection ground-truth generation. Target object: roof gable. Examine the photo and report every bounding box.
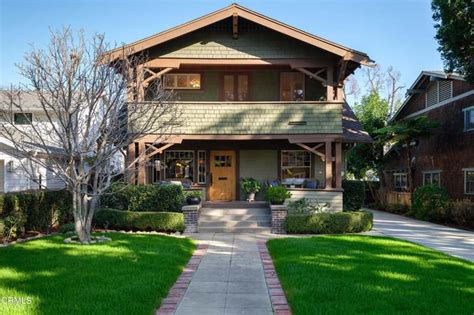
[105,3,371,65]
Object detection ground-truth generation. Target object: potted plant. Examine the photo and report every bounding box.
[185,190,203,205]
[265,185,291,205]
[240,177,261,202]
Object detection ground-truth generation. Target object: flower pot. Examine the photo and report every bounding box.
[186,196,201,205]
[247,192,256,202]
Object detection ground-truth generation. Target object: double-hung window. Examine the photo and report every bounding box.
[423,171,441,187]
[464,168,474,195]
[394,173,408,190]
[464,106,474,132]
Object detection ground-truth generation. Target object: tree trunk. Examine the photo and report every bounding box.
[72,185,94,244]
[406,142,414,194]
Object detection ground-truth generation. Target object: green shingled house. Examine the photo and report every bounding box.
[107,4,372,210]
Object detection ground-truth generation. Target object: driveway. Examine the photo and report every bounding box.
[368,209,474,262]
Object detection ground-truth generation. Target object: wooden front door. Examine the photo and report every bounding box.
[209,151,236,201]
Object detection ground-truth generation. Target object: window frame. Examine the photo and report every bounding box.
[463,168,474,195]
[164,150,195,181]
[281,150,311,179]
[163,73,201,90]
[197,150,207,184]
[463,106,474,132]
[279,72,305,101]
[393,173,408,190]
[13,112,33,125]
[422,170,441,187]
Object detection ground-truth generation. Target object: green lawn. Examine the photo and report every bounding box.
[267,235,474,315]
[0,233,195,314]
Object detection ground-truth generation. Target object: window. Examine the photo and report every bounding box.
[223,74,249,101]
[423,171,441,187]
[164,73,201,89]
[464,107,474,131]
[197,151,206,184]
[464,168,474,195]
[164,151,194,180]
[14,113,32,125]
[425,80,453,107]
[280,72,305,101]
[281,150,311,179]
[394,173,408,190]
[214,155,232,167]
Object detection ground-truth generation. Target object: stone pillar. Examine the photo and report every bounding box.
[182,204,201,233]
[270,204,288,234]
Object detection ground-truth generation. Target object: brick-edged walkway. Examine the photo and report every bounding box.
[156,244,209,314]
[258,240,292,315]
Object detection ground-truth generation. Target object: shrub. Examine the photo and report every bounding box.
[2,210,27,240]
[285,211,373,234]
[287,198,330,215]
[385,203,410,214]
[240,178,261,193]
[265,186,291,205]
[342,180,365,211]
[100,183,185,212]
[450,199,474,228]
[184,190,203,199]
[411,185,450,222]
[93,208,185,233]
[59,223,76,234]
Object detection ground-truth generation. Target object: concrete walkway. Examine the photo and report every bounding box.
[368,209,474,262]
[175,233,273,315]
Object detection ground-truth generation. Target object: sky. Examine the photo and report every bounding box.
[0,0,444,96]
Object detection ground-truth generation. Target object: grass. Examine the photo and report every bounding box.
[267,235,474,315]
[0,232,195,314]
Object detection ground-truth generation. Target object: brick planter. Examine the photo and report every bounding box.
[182,203,201,233]
[270,204,288,234]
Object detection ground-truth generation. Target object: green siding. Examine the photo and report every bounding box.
[252,71,279,101]
[154,102,342,134]
[239,150,278,201]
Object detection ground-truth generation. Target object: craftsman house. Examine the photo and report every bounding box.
[384,71,474,201]
[106,4,372,211]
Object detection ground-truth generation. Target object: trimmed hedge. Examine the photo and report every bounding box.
[411,185,450,222]
[93,208,185,233]
[100,182,185,212]
[285,211,373,234]
[342,180,365,211]
[0,190,72,232]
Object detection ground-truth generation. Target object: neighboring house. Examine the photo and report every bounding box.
[384,71,474,200]
[106,4,372,211]
[0,92,65,192]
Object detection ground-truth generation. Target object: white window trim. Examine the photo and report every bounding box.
[393,172,408,189]
[281,150,311,178]
[197,150,207,185]
[463,168,474,195]
[463,106,474,132]
[164,73,201,90]
[422,170,442,186]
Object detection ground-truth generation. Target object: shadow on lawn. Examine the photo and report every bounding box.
[268,235,474,315]
[0,233,194,315]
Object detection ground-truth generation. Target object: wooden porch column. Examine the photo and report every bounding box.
[325,141,333,189]
[138,141,146,184]
[335,142,342,188]
[326,66,334,101]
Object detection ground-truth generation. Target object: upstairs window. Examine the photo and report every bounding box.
[164,73,201,89]
[423,171,441,187]
[14,113,33,125]
[425,80,453,107]
[393,173,408,190]
[464,107,474,131]
[280,72,305,101]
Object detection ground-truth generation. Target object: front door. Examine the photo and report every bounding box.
[209,151,236,201]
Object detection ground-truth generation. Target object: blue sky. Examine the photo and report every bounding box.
[0,0,443,94]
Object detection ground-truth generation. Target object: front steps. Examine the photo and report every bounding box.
[199,202,271,233]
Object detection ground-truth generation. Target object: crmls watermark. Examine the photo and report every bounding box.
[1,296,33,305]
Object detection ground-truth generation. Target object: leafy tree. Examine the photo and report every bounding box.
[375,116,440,193]
[432,0,474,82]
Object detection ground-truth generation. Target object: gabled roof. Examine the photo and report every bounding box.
[391,71,465,121]
[105,3,371,65]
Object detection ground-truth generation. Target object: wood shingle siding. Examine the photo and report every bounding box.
[147,102,342,135]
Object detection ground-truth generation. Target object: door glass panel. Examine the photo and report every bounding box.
[224,75,235,101]
[280,73,291,101]
[293,73,305,101]
[237,75,249,101]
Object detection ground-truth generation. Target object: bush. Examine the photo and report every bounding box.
[100,183,185,212]
[342,180,365,211]
[265,186,291,205]
[59,223,76,234]
[2,210,27,240]
[287,198,330,215]
[285,211,373,234]
[1,190,72,233]
[450,199,474,228]
[411,185,450,222]
[93,208,185,233]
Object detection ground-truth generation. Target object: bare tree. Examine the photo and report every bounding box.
[364,64,384,94]
[385,66,405,118]
[0,28,179,243]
